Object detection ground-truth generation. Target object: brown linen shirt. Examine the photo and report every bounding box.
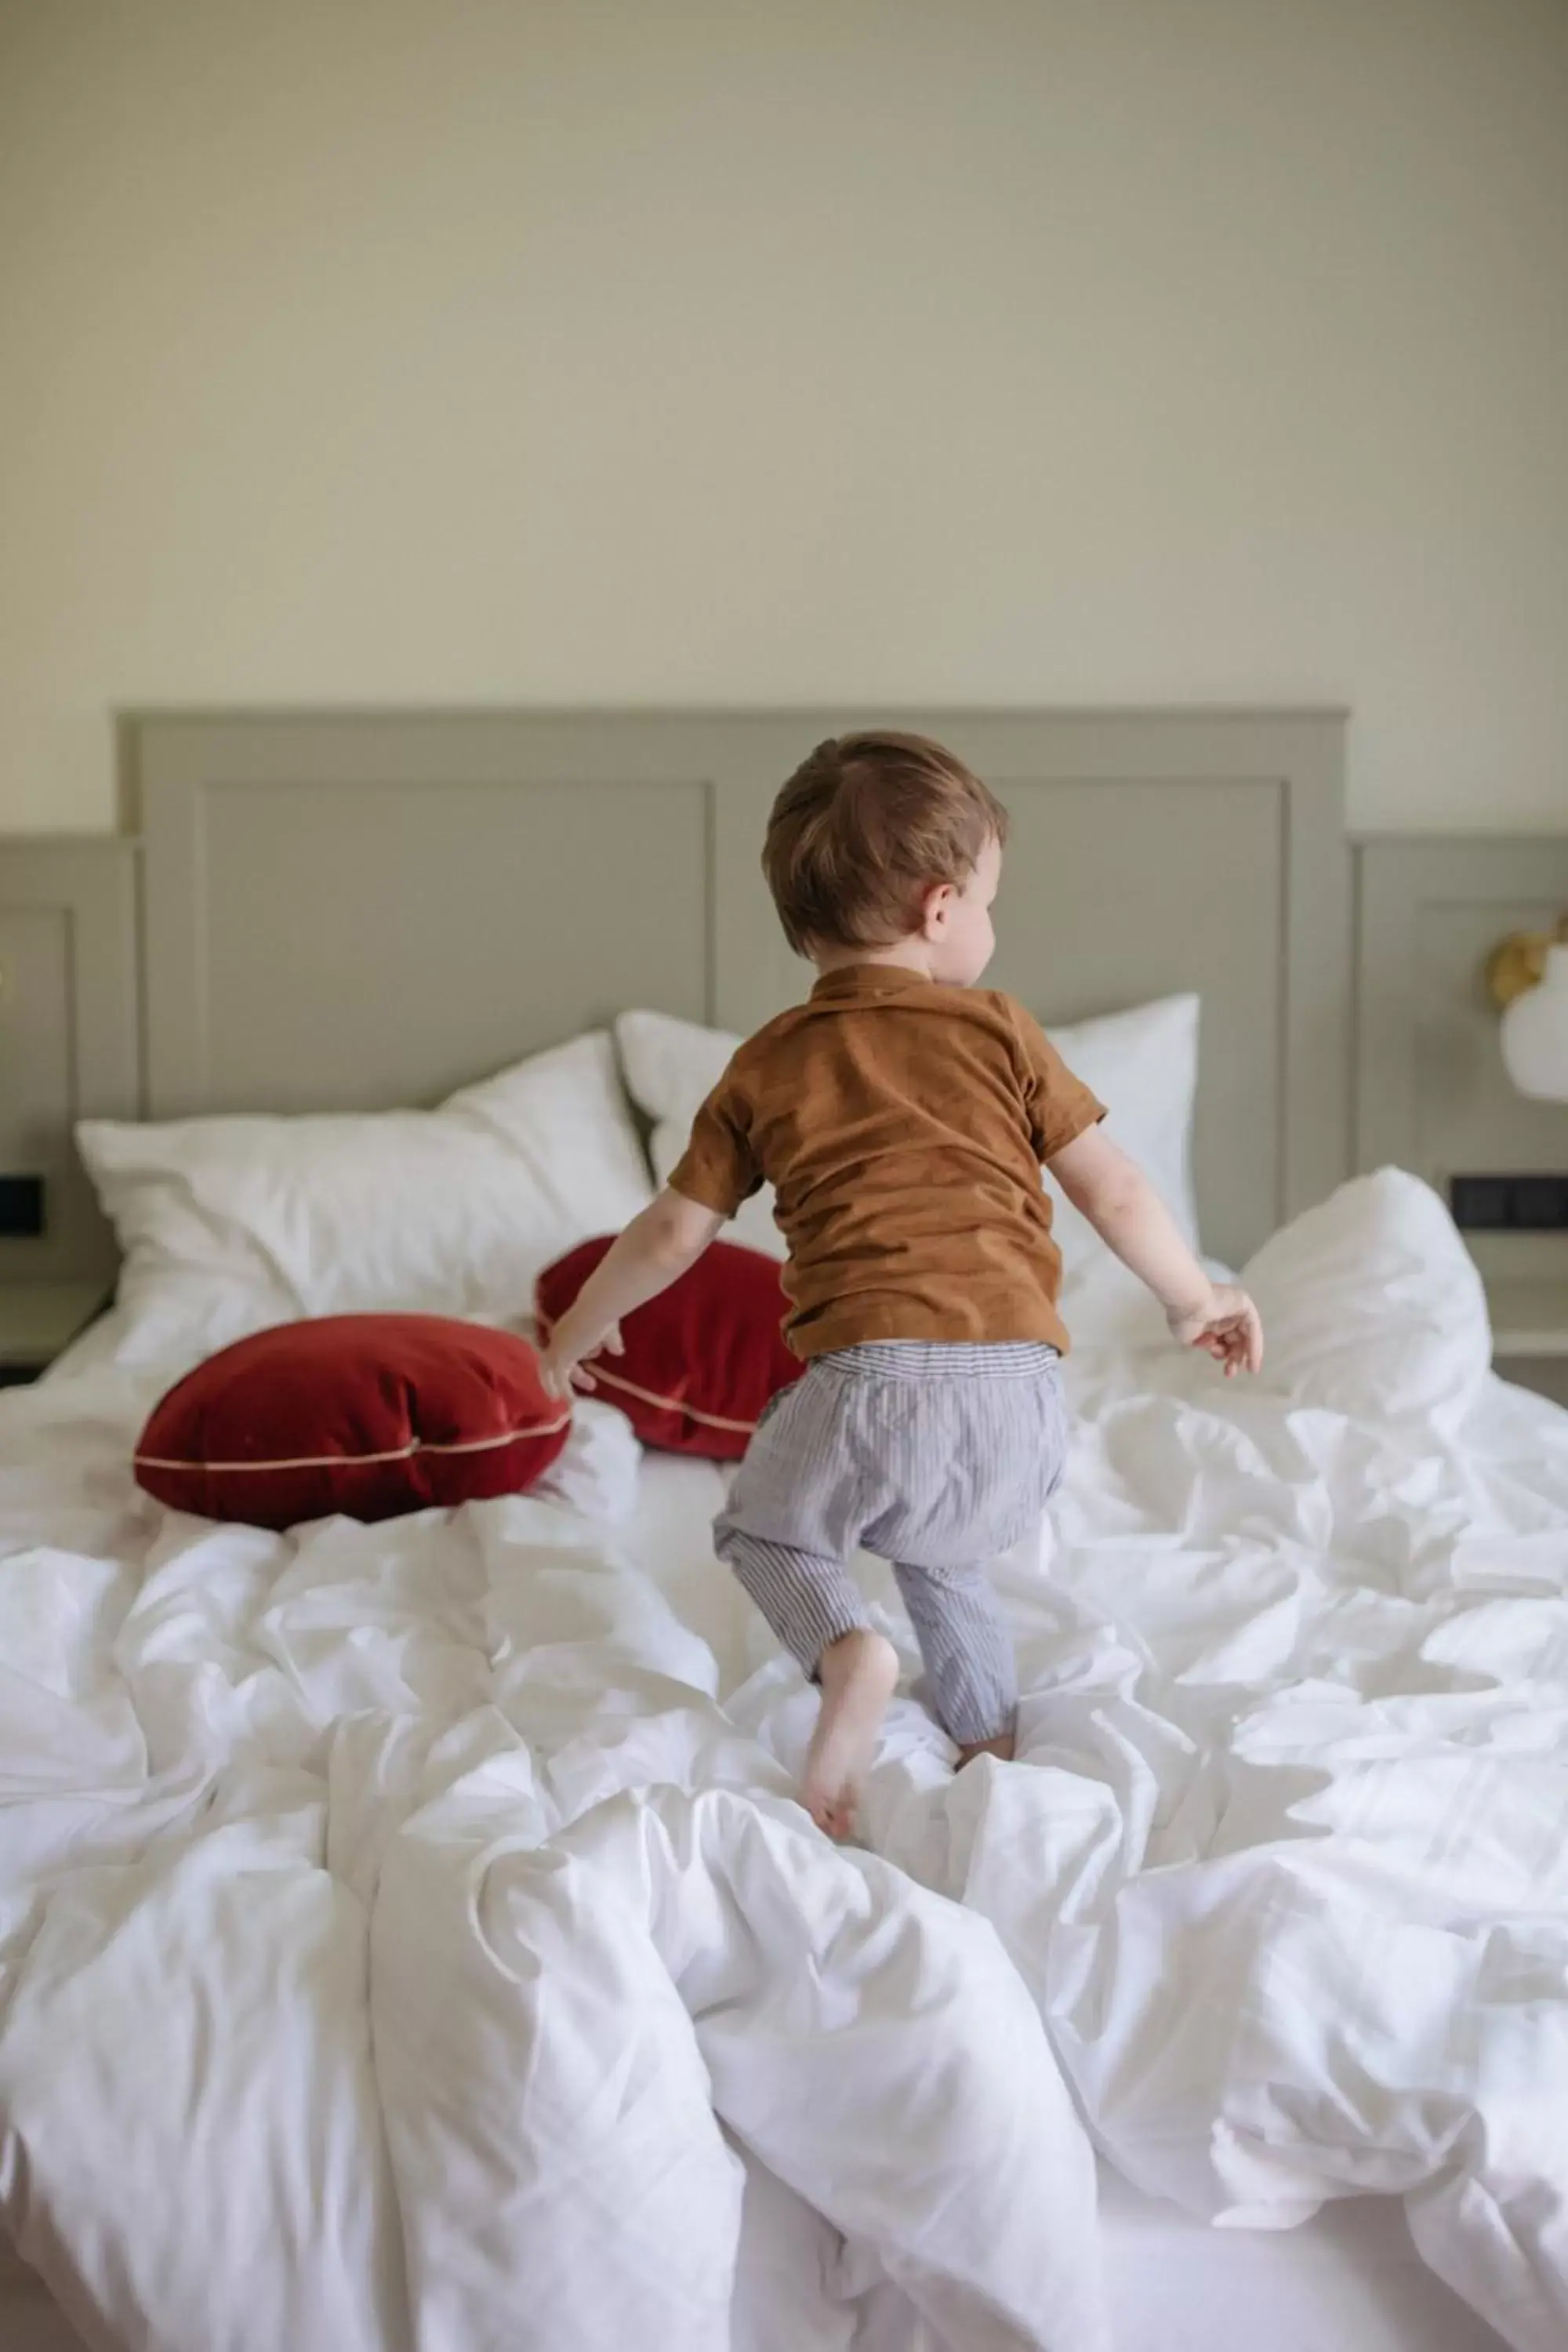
[666,964,1105,1359]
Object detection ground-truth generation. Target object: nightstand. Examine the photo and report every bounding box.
[1486,1278,1568,1409]
[0,1281,111,1386]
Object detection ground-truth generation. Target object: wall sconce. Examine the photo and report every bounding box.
[1486,917,1568,1102]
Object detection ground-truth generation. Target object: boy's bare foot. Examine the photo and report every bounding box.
[800,1630,900,1841]
[956,1730,1015,1768]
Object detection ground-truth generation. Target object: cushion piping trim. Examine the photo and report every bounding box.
[582,1361,760,1436]
[136,1410,571,1475]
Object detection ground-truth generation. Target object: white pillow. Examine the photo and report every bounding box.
[78,1032,653,1370]
[1045,993,1201,1309]
[615,995,1201,1290]
[617,1008,787,1258]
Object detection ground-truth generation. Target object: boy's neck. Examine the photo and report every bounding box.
[811,939,938,982]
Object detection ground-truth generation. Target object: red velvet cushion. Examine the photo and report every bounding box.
[134,1315,570,1528]
[535,1237,804,1459]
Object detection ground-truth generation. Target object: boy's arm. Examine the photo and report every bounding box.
[539,1188,725,1396]
[1046,1126,1263,1377]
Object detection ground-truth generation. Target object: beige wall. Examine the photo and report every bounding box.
[2,0,1565,833]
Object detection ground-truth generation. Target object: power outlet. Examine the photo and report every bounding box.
[0,1175,45,1238]
[1450,1173,1568,1232]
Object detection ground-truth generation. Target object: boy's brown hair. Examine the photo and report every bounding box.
[762,731,1009,956]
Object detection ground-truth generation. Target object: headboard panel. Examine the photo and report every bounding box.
[134,708,1348,1269]
[1356,833,1568,1285]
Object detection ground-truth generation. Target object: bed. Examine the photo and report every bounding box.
[1,708,1557,2352]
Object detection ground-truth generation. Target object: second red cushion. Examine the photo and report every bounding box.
[535,1236,804,1459]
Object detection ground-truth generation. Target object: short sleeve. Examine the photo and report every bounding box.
[1011,1004,1106,1162]
[666,1065,763,1218]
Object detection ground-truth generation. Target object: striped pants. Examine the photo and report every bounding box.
[714,1340,1066,1747]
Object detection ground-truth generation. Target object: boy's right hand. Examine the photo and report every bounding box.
[539,1321,623,1400]
[1167,1284,1264,1377]
[534,1188,726,1401]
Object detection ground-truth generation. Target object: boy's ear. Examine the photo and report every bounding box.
[919,880,956,938]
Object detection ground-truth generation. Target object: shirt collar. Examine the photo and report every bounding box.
[808,963,935,1004]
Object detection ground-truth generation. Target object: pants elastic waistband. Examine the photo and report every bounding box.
[814,1341,1059,1381]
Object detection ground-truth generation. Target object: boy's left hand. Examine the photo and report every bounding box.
[1167,1284,1264,1377]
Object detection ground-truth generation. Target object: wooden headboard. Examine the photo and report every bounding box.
[130,708,1348,1269]
[0,708,1350,1284]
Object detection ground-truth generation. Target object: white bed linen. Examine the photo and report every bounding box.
[0,1455,1508,2352]
[0,2169,1507,2352]
[0,1169,1560,2352]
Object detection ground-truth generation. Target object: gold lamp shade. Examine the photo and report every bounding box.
[1486,916,1568,1009]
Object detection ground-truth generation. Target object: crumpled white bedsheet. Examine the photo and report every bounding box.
[0,1169,1564,2352]
[0,1380,1102,2351]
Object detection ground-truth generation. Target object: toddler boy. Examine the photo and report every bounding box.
[542,732,1261,1836]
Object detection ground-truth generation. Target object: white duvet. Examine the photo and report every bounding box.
[1,1170,1565,2352]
